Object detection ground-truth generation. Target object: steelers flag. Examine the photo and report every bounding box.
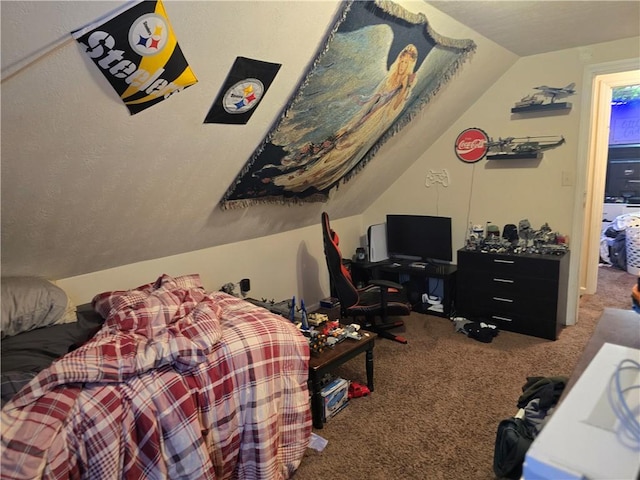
[72,0,197,115]
[204,57,281,124]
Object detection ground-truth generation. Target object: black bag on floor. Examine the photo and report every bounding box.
[493,416,534,479]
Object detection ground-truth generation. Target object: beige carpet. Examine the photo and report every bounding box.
[293,266,638,480]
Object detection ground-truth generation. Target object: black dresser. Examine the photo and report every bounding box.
[456,248,570,340]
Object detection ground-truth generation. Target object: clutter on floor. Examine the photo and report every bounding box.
[308,433,328,452]
[320,376,350,423]
[493,375,567,479]
[348,381,371,399]
[452,317,499,343]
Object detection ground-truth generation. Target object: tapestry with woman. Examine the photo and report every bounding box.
[268,44,418,193]
[219,0,476,208]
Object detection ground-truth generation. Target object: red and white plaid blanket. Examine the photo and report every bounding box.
[1,274,311,479]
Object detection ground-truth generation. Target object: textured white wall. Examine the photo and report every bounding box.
[366,38,640,237]
[56,214,364,305]
[40,0,514,303]
[2,1,348,278]
[2,0,513,289]
[365,37,640,325]
[6,1,637,313]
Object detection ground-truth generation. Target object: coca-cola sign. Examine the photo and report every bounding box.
[455,128,489,163]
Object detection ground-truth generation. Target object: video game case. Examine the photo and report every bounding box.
[320,297,340,308]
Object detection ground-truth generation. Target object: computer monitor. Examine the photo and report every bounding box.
[385,214,453,263]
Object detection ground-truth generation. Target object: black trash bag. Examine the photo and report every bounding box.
[610,232,627,270]
[493,416,535,479]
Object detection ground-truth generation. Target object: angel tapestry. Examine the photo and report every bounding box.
[220,0,475,209]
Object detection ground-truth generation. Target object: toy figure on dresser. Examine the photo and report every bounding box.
[466,222,502,250]
[487,224,500,239]
[503,224,519,244]
[465,223,486,250]
[464,219,568,256]
[518,219,534,247]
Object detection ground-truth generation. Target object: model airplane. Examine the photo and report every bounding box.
[513,94,543,109]
[512,136,565,154]
[487,137,515,152]
[487,135,565,155]
[533,83,576,103]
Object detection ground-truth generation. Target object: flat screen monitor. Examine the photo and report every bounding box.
[386,214,452,263]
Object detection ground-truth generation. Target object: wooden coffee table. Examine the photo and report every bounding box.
[308,329,376,429]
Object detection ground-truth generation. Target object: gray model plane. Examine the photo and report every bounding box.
[533,83,576,103]
[513,136,565,153]
[486,137,515,152]
[487,135,565,155]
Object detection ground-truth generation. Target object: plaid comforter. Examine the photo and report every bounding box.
[1,274,311,479]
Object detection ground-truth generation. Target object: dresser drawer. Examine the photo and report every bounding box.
[459,288,558,318]
[457,250,561,280]
[467,306,558,340]
[457,270,558,298]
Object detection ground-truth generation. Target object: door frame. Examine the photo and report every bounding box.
[566,59,640,325]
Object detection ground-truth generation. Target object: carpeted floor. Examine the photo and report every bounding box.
[292,265,638,480]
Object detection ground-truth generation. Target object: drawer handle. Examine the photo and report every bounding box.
[492,315,513,322]
[493,297,514,303]
[493,278,514,284]
[493,259,515,264]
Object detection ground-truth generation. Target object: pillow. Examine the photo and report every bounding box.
[1,277,77,339]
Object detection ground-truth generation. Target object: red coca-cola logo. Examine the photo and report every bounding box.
[455,128,489,163]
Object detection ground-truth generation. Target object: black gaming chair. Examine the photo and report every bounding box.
[321,212,411,344]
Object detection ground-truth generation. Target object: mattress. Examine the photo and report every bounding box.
[1,304,104,407]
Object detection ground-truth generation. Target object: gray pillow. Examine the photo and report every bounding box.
[1,277,76,339]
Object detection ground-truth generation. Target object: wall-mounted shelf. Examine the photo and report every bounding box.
[487,152,542,160]
[511,102,572,114]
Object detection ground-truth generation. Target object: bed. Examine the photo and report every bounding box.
[1,274,311,479]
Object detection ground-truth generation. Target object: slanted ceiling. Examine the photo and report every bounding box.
[428,1,640,57]
[1,1,638,280]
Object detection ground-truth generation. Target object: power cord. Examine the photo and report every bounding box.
[464,163,477,247]
[607,357,640,448]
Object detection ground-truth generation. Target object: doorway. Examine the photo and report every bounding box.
[579,66,640,297]
[564,60,639,326]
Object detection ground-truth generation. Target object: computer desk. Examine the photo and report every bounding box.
[348,259,457,318]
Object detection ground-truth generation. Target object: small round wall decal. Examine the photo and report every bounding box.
[455,127,489,163]
[222,78,265,114]
[128,13,169,56]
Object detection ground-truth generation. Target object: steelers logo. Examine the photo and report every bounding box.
[222,79,265,114]
[128,13,168,56]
